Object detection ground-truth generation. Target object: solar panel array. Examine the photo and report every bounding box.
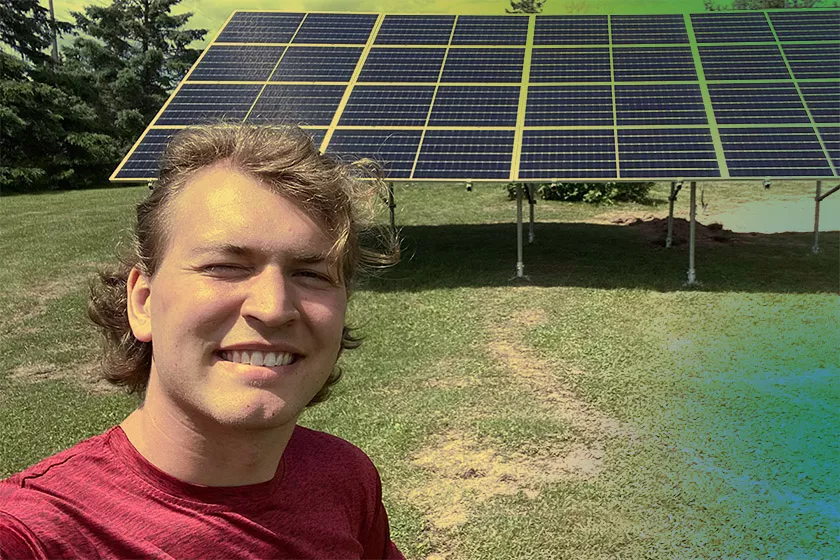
[113,10,840,182]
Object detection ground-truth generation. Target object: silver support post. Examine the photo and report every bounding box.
[387,182,396,231]
[813,180,822,254]
[686,182,697,285]
[516,184,525,277]
[666,181,676,248]
[528,184,536,244]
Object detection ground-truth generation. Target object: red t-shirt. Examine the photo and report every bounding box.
[0,425,403,559]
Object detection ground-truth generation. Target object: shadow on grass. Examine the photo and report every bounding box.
[363,222,839,294]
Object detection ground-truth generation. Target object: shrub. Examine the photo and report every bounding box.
[506,181,652,205]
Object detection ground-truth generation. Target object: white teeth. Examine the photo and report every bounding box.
[222,350,295,366]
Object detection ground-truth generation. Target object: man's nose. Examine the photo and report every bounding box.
[241,267,300,327]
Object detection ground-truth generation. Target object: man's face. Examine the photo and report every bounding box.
[127,162,347,431]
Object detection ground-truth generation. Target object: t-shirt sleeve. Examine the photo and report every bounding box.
[0,512,47,560]
[362,498,404,560]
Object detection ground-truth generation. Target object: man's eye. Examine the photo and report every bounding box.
[202,264,247,274]
[297,269,334,283]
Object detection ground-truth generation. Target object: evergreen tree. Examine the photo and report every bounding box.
[0,0,70,65]
[63,0,206,148]
[507,0,547,13]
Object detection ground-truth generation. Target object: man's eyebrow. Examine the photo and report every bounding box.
[189,243,329,262]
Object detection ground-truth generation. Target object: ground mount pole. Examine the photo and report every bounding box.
[686,181,697,286]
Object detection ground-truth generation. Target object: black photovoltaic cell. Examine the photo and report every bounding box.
[699,45,790,81]
[533,16,608,45]
[414,130,515,179]
[525,86,612,127]
[616,84,707,126]
[529,48,610,82]
[708,83,809,125]
[800,82,840,124]
[611,15,689,44]
[115,129,181,179]
[519,130,616,179]
[292,13,377,44]
[819,127,840,170]
[783,44,840,80]
[216,12,303,43]
[188,46,284,81]
[440,48,524,83]
[358,48,445,82]
[339,86,435,126]
[270,47,362,82]
[246,84,346,126]
[619,129,719,178]
[374,15,455,45]
[720,127,833,177]
[428,86,520,127]
[451,16,528,46]
[690,12,774,43]
[769,10,840,42]
[613,47,696,81]
[156,84,262,125]
[326,129,422,178]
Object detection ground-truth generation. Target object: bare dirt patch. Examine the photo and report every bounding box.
[7,360,119,396]
[598,213,743,248]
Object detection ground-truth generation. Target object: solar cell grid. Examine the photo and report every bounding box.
[533,16,609,45]
[292,13,377,44]
[618,128,720,178]
[339,85,435,127]
[374,15,455,45]
[414,130,515,179]
[115,129,180,179]
[306,128,327,148]
[708,83,809,124]
[690,13,774,43]
[451,15,528,46]
[359,48,446,83]
[783,44,840,80]
[428,86,520,127]
[769,10,840,42]
[529,48,611,83]
[188,46,284,82]
[519,130,616,179]
[326,129,422,178]
[216,12,303,43]
[440,48,524,83]
[610,15,689,44]
[719,127,833,177]
[246,84,346,126]
[613,47,697,81]
[270,47,362,82]
[799,82,840,124]
[699,45,790,81]
[525,86,612,127]
[616,84,707,126]
[155,83,262,126]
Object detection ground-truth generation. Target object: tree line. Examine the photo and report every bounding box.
[1,0,205,193]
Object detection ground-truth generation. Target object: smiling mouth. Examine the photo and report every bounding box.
[219,350,299,367]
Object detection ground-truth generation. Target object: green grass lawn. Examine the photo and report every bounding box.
[1,181,837,559]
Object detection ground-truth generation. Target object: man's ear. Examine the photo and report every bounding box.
[127,267,153,343]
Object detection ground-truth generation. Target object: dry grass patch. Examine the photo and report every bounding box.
[7,360,119,396]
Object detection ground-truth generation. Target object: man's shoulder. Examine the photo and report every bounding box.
[287,426,381,485]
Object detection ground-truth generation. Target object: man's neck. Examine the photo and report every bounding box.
[119,403,295,487]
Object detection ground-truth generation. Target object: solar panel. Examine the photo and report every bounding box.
[440,48,524,83]
[708,83,809,125]
[359,48,446,82]
[690,12,774,43]
[375,15,454,45]
[114,9,840,182]
[188,46,285,81]
[156,84,263,125]
[533,16,609,45]
[451,16,528,46]
[339,86,435,127]
[326,129,422,178]
[270,47,362,82]
[719,127,834,177]
[529,48,611,82]
[215,12,303,43]
[525,86,612,127]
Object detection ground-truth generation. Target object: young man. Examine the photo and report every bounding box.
[0,124,404,559]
